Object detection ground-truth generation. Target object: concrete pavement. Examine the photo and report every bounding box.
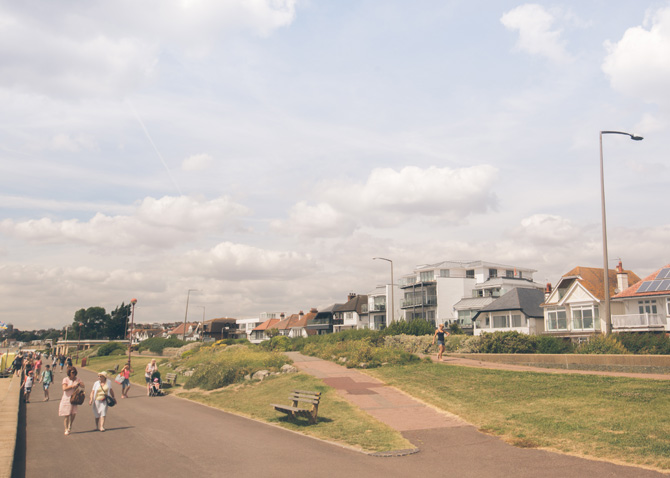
[12,360,668,477]
[0,376,20,478]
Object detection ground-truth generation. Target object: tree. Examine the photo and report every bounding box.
[73,307,110,339]
[107,303,131,340]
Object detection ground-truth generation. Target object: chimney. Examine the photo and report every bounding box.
[310,308,318,313]
[617,260,628,292]
[348,293,356,302]
[545,283,552,300]
[299,310,304,317]
[280,313,285,319]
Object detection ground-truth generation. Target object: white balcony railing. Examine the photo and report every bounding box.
[611,314,667,330]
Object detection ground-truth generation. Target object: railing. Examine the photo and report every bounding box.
[370,304,386,312]
[612,313,667,330]
[401,295,437,308]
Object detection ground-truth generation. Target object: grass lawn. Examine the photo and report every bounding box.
[83,353,412,453]
[367,362,670,471]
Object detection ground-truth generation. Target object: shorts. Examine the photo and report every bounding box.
[92,399,108,418]
[437,340,445,346]
[25,387,32,393]
[145,376,151,383]
[122,378,130,387]
[43,383,51,390]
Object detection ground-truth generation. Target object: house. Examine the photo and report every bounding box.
[236,317,264,341]
[305,304,343,335]
[541,263,641,341]
[249,318,281,344]
[273,309,318,339]
[333,294,368,332]
[200,318,239,340]
[611,263,670,332]
[399,260,542,328]
[167,322,199,341]
[473,288,546,336]
[129,327,164,344]
[365,285,399,330]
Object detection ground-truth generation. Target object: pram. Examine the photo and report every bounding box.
[149,371,164,396]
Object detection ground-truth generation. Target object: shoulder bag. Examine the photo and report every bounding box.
[70,382,85,405]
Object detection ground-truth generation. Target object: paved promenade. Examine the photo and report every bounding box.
[10,359,667,477]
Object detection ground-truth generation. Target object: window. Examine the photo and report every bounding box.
[361,304,368,313]
[511,315,525,327]
[547,308,567,330]
[420,271,434,282]
[489,269,498,278]
[493,315,508,328]
[466,269,475,278]
[572,307,594,330]
[506,270,514,278]
[439,269,450,278]
[638,300,658,314]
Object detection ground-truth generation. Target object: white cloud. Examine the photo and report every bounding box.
[277,165,499,237]
[602,6,670,107]
[0,0,297,99]
[182,153,213,171]
[0,195,249,250]
[501,4,572,63]
[512,214,581,246]
[50,134,99,152]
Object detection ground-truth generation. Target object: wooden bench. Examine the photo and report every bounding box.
[164,373,177,387]
[271,390,321,424]
[106,364,119,375]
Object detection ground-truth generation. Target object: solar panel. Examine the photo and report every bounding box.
[661,279,670,291]
[657,268,670,279]
[648,280,662,292]
[637,281,651,293]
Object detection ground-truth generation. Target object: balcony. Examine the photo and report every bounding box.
[370,304,386,312]
[401,295,437,308]
[612,314,667,331]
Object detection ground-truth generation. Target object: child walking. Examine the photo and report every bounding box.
[22,371,34,403]
[41,364,54,401]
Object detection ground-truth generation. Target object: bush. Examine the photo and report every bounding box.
[182,345,291,390]
[448,323,465,335]
[384,319,435,337]
[138,337,189,355]
[476,331,538,354]
[536,335,573,354]
[301,336,421,368]
[97,342,127,357]
[259,335,292,352]
[575,335,629,354]
[615,333,670,355]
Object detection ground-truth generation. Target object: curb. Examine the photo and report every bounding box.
[0,376,20,478]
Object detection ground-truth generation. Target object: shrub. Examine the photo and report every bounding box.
[138,337,189,355]
[536,335,573,354]
[575,335,629,354]
[182,345,291,390]
[448,323,465,335]
[615,333,670,355]
[259,335,292,352]
[384,319,435,337]
[475,331,538,354]
[97,342,127,357]
[301,336,421,368]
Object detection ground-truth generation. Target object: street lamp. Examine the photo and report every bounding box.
[183,289,200,341]
[76,322,83,364]
[599,131,643,335]
[128,298,137,366]
[198,306,206,342]
[373,257,395,326]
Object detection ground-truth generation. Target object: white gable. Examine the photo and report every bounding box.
[561,282,597,305]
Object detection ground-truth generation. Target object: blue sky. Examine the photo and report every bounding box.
[1,1,668,329]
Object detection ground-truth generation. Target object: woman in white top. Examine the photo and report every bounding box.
[145,359,157,396]
[89,371,115,432]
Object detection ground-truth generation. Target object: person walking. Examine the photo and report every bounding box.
[120,363,133,398]
[89,372,115,432]
[432,323,450,361]
[59,367,84,435]
[12,352,23,377]
[58,354,65,372]
[22,371,34,403]
[41,364,54,401]
[145,359,157,396]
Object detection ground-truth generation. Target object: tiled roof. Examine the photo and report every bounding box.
[558,266,641,301]
[336,295,368,314]
[168,322,198,335]
[252,318,281,332]
[612,264,670,299]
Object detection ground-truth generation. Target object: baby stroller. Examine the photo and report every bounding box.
[149,371,164,396]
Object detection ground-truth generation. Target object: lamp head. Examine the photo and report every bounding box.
[630,135,643,141]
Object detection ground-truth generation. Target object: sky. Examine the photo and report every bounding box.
[1,0,669,330]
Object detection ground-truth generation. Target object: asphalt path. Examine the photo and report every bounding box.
[13,367,666,478]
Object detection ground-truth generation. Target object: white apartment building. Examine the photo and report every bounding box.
[399,260,543,327]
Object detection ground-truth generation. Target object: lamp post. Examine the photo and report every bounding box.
[183,289,200,341]
[599,131,643,335]
[128,298,137,365]
[373,257,395,326]
[76,322,83,364]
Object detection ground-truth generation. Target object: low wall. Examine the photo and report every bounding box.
[447,353,670,375]
[0,375,20,478]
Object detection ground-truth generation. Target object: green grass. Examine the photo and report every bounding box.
[178,372,412,453]
[367,362,670,471]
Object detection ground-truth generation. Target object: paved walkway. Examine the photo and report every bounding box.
[11,357,668,477]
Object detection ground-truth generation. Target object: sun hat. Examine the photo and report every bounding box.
[98,371,109,379]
